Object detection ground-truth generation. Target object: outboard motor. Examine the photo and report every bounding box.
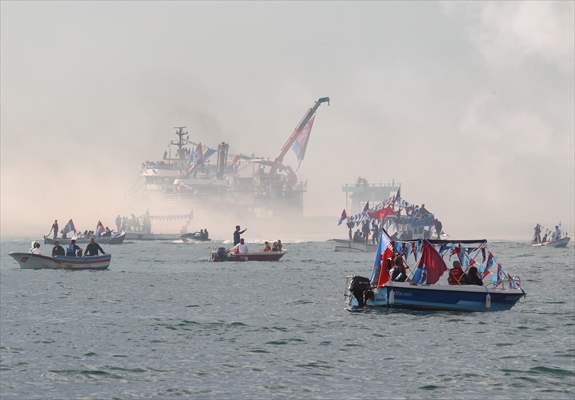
[348,276,374,307]
[212,247,228,262]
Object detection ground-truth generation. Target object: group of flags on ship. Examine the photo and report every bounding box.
[369,229,511,288]
[338,188,402,226]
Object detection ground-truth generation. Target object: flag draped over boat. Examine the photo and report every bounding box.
[95,221,105,237]
[337,209,347,225]
[62,219,76,235]
[412,240,447,285]
[290,115,315,168]
[370,230,394,287]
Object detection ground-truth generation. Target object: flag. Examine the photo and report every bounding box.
[203,147,216,162]
[415,240,447,285]
[482,252,496,278]
[337,209,347,225]
[290,115,315,168]
[370,229,394,287]
[368,207,395,220]
[62,219,76,235]
[394,186,401,204]
[95,221,105,237]
[363,201,370,213]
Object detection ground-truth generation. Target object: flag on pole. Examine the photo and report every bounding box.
[412,240,447,285]
[290,115,316,168]
[370,229,394,287]
[363,201,370,213]
[62,219,76,235]
[95,221,106,237]
[337,209,347,225]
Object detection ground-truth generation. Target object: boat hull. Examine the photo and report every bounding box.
[125,233,180,241]
[43,233,125,245]
[332,239,377,252]
[350,282,524,312]
[9,253,111,270]
[532,237,570,248]
[211,252,285,262]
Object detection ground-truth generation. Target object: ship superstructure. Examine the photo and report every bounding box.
[139,98,330,216]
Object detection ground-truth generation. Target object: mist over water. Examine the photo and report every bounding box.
[1,2,573,240]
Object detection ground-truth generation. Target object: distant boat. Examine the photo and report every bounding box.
[210,249,285,262]
[43,233,126,245]
[531,237,570,248]
[181,232,211,242]
[332,239,377,253]
[125,233,181,241]
[9,253,111,270]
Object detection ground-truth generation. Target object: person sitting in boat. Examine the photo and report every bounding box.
[76,248,83,257]
[390,256,408,282]
[30,241,41,255]
[66,240,81,257]
[202,229,209,240]
[104,227,112,237]
[448,260,464,285]
[233,225,247,246]
[85,238,106,256]
[52,241,65,257]
[236,238,248,254]
[274,240,283,252]
[553,225,561,241]
[461,266,483,286]
[542,232,549,242]
[264,241,271,252]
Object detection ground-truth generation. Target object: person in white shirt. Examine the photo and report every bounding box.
[30,241,41,255]
[237,238,249,254]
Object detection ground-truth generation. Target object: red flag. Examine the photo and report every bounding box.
[368,207,395,220]
[417,240,447,285]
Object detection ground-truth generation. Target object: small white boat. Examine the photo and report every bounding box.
[531,237,570,248]
[9,253,111,270]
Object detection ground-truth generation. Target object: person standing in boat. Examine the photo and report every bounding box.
[115,215,122,233]
[533,224,542,243]
[48,220,59,239]
[52,241,65,257]
[84,238,106,256]
[66,240,81,257]
[361,221,370,244]
[346,220,354,241]
[233,225,247,246]
[263,241,271,252]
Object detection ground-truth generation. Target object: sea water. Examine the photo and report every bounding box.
[1,240,574,399]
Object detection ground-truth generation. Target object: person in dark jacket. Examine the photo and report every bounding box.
[391,256,408,282]
[233,225,247,246]
[52,241,65,257]
[66,240,81,256]
[84,238,105,256]
[461,266,483,286]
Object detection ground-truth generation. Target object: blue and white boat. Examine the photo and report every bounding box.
[346,236,525,312]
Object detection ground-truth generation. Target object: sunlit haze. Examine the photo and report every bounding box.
[1,1,573,240]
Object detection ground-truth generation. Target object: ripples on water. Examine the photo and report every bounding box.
[1,240,574,399]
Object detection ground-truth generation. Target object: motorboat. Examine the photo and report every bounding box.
[210,247,285,262]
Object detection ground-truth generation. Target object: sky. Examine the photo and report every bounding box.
[1,1,574,240]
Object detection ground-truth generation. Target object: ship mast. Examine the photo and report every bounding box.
[171,127,190,172]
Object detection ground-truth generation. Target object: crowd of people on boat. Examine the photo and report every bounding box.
[115,213,151,234]
[47,219,116,239]
[30,238,106,258]
[533,223,566,243]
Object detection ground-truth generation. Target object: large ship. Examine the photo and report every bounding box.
[139,98,330,217]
